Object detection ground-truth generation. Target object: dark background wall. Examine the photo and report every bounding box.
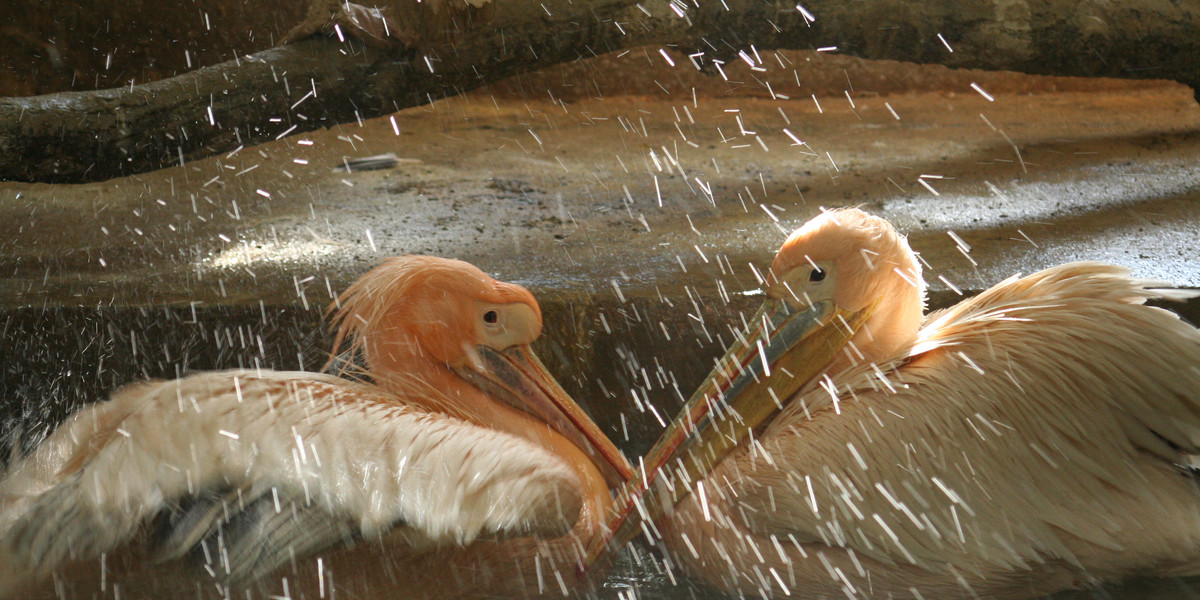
[0,0,303,96]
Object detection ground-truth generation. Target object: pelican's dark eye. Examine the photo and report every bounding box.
[809,268,826,283]
[483,310,499,324]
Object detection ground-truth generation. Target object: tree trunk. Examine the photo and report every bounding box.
[2,0,1197,183]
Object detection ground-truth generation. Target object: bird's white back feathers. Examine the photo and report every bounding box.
[0,369,582,582]
[696,262,1200,593]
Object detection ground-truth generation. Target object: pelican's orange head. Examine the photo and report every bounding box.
[768,208,925,366]
[330,255,541,373]
[328,255,633,487]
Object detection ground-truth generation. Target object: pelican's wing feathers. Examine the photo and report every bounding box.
[0,370,583,582]
[725,262,1200,573]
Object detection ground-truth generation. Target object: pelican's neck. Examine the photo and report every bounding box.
[831,292,924,375]
[372,357,489,418]
[373,358,612,514]
[480,396,612,522]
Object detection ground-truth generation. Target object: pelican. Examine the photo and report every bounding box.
[1,255,634,600]
[588,208,1200,598]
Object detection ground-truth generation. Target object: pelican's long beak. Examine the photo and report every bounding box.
[582,297,874,569]
[459,344,635,488]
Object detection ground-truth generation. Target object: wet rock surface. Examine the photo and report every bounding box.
[2,48,1200,598]
[4,49,1200,431]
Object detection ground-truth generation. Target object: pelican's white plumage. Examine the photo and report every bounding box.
[0,256,631,600]
[601,209,1200,599]
[2,373,579,571]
